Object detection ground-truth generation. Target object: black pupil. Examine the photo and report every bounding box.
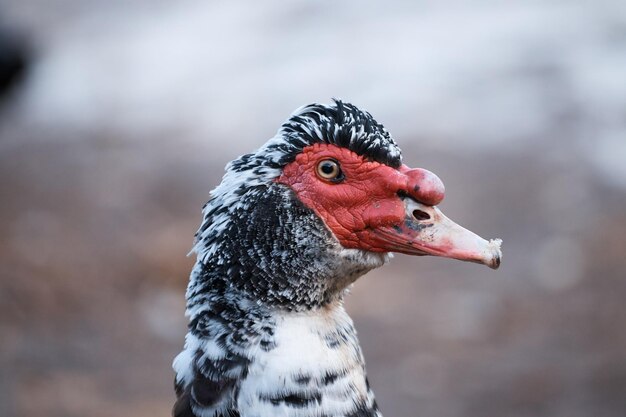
[321,162,335,175]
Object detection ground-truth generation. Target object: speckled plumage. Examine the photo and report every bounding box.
[174,101,399,417]
[174,99,504,417]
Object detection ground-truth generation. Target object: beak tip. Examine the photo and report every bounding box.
[485,238,503,270]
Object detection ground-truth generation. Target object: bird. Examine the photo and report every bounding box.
[172,100,502,417]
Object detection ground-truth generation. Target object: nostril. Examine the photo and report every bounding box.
[412,209,431,221]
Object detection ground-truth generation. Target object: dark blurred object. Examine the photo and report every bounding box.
[0,28,28,98]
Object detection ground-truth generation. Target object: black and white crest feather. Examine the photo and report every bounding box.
[174,100,397,417]
[274,100,402,168]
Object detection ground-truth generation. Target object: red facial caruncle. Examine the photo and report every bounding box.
[277,143,501,269]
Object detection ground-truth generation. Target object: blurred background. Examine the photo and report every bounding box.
[1,1,625,416]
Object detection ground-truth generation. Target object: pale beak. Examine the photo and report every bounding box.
[373,197,502,269]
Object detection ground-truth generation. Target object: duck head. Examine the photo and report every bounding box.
[192,100,501,310]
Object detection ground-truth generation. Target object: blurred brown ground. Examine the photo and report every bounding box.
[1,2,626,417]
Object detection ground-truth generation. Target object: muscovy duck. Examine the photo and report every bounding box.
[173,100,502,417]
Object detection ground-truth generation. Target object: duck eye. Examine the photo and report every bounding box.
[316,159,344,182]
